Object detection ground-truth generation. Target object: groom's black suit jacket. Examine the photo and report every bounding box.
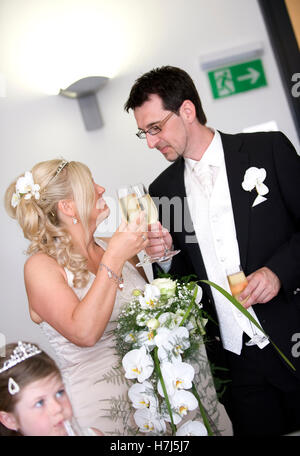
[149,131,300,380]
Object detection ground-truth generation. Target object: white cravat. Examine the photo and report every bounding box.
[184,129,269,355]
[194,162,214,199]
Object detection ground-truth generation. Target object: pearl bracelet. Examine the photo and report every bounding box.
[99,263,124,290]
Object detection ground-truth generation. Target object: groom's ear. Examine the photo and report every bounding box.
[57,199,76,218]
[179,100,196,123]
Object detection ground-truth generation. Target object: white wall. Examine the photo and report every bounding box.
[0,0,299,355]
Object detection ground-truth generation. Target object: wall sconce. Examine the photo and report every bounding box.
[59,76,109,131]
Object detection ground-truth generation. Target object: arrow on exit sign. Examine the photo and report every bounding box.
[208,59,267,99]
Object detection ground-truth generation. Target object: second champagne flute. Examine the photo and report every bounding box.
[226,265,268,346]
[132,183,180,264]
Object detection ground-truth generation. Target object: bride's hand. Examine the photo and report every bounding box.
[107,212,149,261]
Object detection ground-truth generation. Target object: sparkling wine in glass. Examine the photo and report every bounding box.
[117,186,141,223]
[117,185,154,267]
[226,265,267,346]
[227,267,249,304]
[132,183,180,265]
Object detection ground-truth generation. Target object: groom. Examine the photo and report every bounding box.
[124,66,300,435]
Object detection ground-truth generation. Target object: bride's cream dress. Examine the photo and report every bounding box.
[40,239,146,436]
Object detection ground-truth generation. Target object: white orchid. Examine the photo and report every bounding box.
[176,420,208,436]
[167,390,198,425]
[136,329,156,350]
[155,326,190,363]
[158,312,183,329]
[157,361,195,397]
[242,167,269,207]
[11,171,41,208]
[122,346,154,382]
[194,284,203,304]
[115,279,211,436]
[134,408,166,434]
[151,278,177,297]
[139,284,161,310]
[128,381,158,412]
[124,332,137,344]
[11,192,20,208]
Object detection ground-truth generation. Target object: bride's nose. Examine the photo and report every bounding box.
[95,183,105,195]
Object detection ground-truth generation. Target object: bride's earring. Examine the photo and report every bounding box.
[72,217,78,225]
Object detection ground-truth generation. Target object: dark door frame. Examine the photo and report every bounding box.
[258,0,300,140]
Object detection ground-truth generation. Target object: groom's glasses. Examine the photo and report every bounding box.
[136,112,174,139]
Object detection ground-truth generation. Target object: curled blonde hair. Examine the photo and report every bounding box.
[5,159,95,288]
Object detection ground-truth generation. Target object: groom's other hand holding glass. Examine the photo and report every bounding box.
[239,266,281,308]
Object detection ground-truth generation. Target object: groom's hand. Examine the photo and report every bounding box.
[145,222,173,258]
[239,266,281,307]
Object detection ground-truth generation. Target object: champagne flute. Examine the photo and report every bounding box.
[117,185,154,267]
[226,265,267,346]
[117,185,141,223]
[132,183,180,265]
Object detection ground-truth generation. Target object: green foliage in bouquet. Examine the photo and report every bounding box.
[114,276,216,436]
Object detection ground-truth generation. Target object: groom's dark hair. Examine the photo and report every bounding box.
[124,65,207,125]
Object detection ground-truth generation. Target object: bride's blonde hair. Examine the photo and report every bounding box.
[5,159,95,288]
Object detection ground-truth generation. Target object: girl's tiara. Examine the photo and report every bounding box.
[0,341,42,374]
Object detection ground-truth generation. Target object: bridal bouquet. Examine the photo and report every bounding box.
[115,277,215,436]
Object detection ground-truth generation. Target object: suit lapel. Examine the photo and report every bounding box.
[220,132,251,270]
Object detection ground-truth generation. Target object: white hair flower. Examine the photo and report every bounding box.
[11,171,40,208]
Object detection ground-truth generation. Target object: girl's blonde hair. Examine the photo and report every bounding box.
[0,342,61,436]
[5,159,95,288]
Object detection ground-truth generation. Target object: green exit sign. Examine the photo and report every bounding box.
[208,59,267,99]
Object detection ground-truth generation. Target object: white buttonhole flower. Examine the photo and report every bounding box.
[176,420,208,436]
[242,167,269,207]
[122,346,154,382]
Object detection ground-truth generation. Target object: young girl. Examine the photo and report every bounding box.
[0,341,102,436]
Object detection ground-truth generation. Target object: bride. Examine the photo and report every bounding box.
[5,159,148,435]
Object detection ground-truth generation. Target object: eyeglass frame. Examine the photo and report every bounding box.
[136,111,175,139]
